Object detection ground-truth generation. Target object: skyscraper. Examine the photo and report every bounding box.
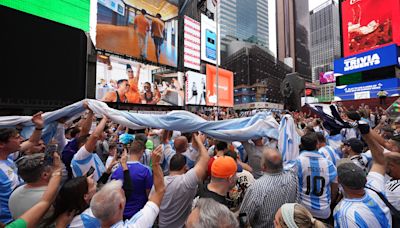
[219,0,269,57]
[276,0,311,81]
[310,0,341,81]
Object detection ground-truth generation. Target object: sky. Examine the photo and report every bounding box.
[309,0,330,11]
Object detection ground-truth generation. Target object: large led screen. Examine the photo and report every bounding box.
[341,0,400,57]
[96,54,183,106]
[201,14,221,65]
[206,64,233,107]
[1,0,90,31]
[96,0,178,67]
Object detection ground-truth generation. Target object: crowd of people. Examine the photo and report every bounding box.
[0,101,399,228]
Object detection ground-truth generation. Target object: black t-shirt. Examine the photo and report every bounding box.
[198,183,229,207]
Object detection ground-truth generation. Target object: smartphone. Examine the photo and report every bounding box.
[86,166,95,177]
[44,144,58,164]
[117,143,124,158]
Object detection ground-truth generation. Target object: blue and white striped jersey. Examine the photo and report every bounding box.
[286,150,337,219]
[71,145,106,182]
[318,145,340,166]
[69,208,100,228]
[111,201,159,228]
[333,172,392,228]
[0,158,23,224]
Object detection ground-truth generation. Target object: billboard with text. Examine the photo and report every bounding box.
[201,14,220,65]
[184,16,201,70]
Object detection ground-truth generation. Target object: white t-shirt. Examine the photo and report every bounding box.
[333,172,392,228]
[110,201,159,228]
[71,145,106,181]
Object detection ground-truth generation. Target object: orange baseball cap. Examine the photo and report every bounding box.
[211,156,237,178]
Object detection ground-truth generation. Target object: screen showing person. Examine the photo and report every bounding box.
[96,0,178,67]
[96,54,183,106]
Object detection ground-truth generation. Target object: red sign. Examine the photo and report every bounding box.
[341,0,400,57]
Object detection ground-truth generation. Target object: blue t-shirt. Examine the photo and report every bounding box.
[0,158,23,224]
[111,161,153,218]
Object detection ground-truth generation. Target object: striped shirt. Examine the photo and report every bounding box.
[71,145,105,182]
[334,172,392,228]
[69,208,100,228]
[386,179,400,211]
[286,150,337,219]
[239,170,298,228]
[318,145,339,166]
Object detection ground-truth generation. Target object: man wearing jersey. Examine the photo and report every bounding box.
[385,152,400,211]
[334,123,392,228]
[286,133,338,221]
[0,112,44,224]
[71,116,107,182]
[316,132,339,165]
[342,138,371,173]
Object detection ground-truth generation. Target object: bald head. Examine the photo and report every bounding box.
[262,148,283,173]
[174,136,188,153]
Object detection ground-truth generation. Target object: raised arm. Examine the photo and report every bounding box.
[361,127,386,175]
[19,152,62,228]
[84,116,108,153]
[80,102,95,137]
[192,133,210,181]
[148,145,165,207]
[20,112,44,152]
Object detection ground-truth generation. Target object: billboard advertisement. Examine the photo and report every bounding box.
[319,71,335,84]
[341,0,400,57]
[186,71,207,105]
[334,44,398,75]
[96,54,184,106]
[334,78,400,101]
[206,64,234,107]
[184,16,201,71]
[96,0,178,67]
[201,14,221,65]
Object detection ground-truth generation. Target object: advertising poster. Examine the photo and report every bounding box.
[334,78,400,101]
[186,71,207,105]
[184,16,201,71]
[96,54,184,106]
[96,0,178,67]
[319,71,335,84]
[201,14,221,65]
[341,0,400,57]
[206,64,234,107]
[334,44,399,75]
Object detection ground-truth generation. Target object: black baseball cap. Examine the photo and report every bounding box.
[337,159,367,190]
[343,138,364,154]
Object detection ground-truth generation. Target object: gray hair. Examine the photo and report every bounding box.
[190,198,239,228]
[90,180,124,221]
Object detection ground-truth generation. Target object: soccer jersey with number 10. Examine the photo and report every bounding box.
[289,150,337,219]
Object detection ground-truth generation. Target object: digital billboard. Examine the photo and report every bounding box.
[341,0,400,57]
[206,65,234,107]
[96,54,183,106]
[96,0,178,67]
[184,16,201,71]
[319,71,335,84]
[1,0,90,31]
[334,78,400,101]
[201,14,221,65]
[186,71,207,105]
[334,44,399,75]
